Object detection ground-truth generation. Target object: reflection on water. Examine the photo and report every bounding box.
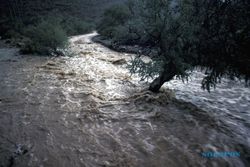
[0,33,249,167]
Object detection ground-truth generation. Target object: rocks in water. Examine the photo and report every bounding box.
[5,39,11,44]
[55,70,76,80]
[46,61,57,66]
[111,58,126,65]
[96,57,127,65]
[16,42,25,48]
[74,39,92,45]
[14,144,28,156]
[80,51,92,55]
[39,64,61,71]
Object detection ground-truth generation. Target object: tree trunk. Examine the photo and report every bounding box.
[149,71,175,92]
[149,61,176,92]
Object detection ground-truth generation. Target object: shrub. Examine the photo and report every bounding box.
[97,3,150,46]
[1,21,25,39]
[61,17,94,36]
[97,4,131,38]
[21,19,68,55]
[7,14,94,55]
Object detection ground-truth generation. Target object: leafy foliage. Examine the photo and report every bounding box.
[60,16,94,36]
[98,0,250,92]
[127,56,164,81]
[97,4,131,38]
[196,0,250,90]
[21,19,68,55]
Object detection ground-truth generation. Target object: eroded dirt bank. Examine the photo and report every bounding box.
[0,33,249,167]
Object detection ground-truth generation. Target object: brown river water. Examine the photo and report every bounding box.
[0,33,249,167]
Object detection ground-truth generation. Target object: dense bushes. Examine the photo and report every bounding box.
[61,17,94,36]
[21,19,68,55]
[97,2,156,46]
[0,8,94,55]
[5,15,94,55]
[97,4,131,39]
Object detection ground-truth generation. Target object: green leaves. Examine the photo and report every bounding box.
[21,19,68,55]
[97,4,131,38]
[127,56,164,81]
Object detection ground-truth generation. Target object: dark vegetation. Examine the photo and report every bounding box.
[0,0,125,55]
[97,0,250,92]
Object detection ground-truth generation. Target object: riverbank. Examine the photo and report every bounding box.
[92,35,158,57]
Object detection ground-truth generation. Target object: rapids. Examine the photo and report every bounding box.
[0,33,249,167]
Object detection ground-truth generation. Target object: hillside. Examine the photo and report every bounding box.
[0,0,127,36]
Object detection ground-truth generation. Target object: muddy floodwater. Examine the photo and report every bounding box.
[0,33,249,167]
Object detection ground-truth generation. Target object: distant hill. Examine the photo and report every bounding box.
[0,0,127,35]
[77,0,128,19]
[0,0,127,20]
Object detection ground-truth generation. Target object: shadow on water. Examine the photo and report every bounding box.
[0,33,249,167]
